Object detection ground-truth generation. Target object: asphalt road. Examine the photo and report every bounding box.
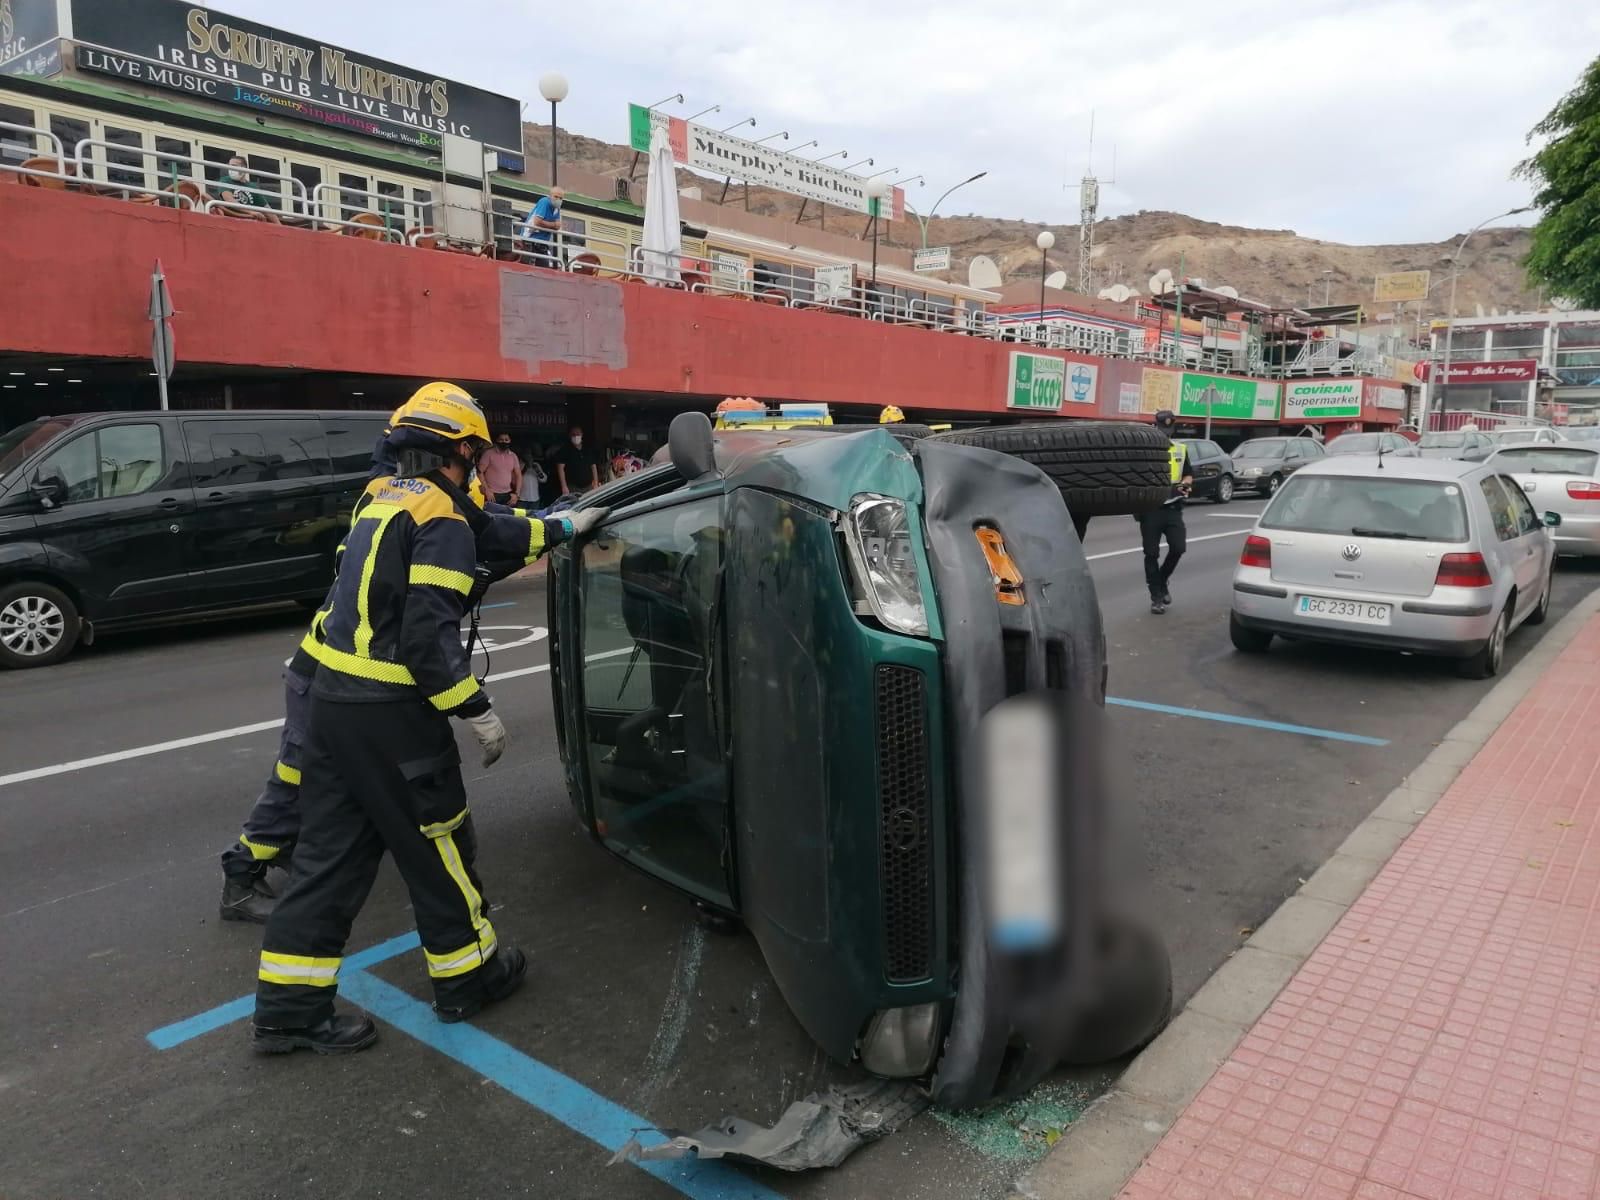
[3,500,1595,1200]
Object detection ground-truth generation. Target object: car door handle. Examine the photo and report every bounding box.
[205,491,227,503]
[160,496,181,510]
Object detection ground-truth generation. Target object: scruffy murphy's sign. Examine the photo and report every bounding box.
[69,0,523,160]
[1,0,63,77]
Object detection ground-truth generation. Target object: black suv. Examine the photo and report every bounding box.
[0,410,388,667]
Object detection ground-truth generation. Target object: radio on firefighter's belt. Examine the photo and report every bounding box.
[468,563,495,608]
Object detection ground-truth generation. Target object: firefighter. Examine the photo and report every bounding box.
[251,384,606,1053]
[219,401,556,923]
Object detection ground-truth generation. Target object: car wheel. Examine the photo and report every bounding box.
[1229,610,1273,653]
[1214,474,1234,504]
[0,581,81,669]
[1266,473,1284,496]
[1058,916,1174,1066]
[928,422,1171,519]
[1525,567,1553,626]
[1458,604,1510,679]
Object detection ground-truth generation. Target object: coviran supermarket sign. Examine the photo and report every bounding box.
[69,0,523,160]
[1285,379,1362,419]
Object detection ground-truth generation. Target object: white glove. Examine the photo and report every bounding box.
[567,506,611,540]
[466,709,507,768]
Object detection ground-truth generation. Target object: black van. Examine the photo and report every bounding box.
[0,410,389,668]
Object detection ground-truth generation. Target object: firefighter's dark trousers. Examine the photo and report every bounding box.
[254,695,498,1028]
[222,668,310,879]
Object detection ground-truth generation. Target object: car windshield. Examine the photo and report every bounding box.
[0,418,72,483]
[1495,447,1600,475]
[1233,440,1286,460]
[1418,432,1466,448]
[1489,429,1544,445]
[1263,475,1470,542]
[1325,434,1383,454]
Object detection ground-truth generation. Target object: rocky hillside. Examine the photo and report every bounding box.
[526,123,1539,318]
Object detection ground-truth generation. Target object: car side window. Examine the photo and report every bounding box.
[35,434,99,504]
[186,419,328,488]
[1303,440,1324,456]
[1477,476,1519,542]
[1500,475,1542,536]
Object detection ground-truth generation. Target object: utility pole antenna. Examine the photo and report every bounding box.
[1079,115,1115,295]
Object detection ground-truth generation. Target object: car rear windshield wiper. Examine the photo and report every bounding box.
[1349,526,1430,540]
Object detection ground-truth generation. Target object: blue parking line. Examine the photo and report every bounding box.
[1106,697,1389,746]
[478,601,516,610]
[146,931,784,1199]
[146,931,420,1050]
[340,972,785,1200]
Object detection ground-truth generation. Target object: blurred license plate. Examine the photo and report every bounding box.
[1296,595,1391,625]
[981,697,1060,951]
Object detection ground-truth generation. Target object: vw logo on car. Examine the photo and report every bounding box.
[1341,544,1362,561]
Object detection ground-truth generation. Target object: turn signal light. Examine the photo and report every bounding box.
[1436,552,1492,588]
[1239,535,1272,568]
[975,525,1025,605]
[1567,481,1600,501]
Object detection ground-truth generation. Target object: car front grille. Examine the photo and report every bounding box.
[875,664,934,984]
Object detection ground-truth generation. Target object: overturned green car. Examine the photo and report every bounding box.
[547,414,1171,1107]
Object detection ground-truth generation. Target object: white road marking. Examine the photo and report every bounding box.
[1085,527,1254,562]
[0,647,632,789]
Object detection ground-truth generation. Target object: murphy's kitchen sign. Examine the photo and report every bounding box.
[69,0,523,160]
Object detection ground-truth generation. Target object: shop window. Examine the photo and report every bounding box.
[411,186,435,229]
[48,114,90,163]
[201,145,235,193]
[338,172,369,220]
[0,102,40,164]
[375,179,405,230]
[246,154,284,210]
[153,137,192,190]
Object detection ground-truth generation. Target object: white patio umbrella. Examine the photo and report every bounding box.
[639,125,682,286]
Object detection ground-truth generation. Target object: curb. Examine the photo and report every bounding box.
[1014,585,1600,1200]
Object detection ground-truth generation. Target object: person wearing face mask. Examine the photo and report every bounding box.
[476,433,523,505]
[218,155,265,211]
[554,425,598,496]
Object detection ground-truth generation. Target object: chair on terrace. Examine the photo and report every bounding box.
[17,156,74,189]
[339,211,387,240]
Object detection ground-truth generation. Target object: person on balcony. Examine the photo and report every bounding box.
[519,187,565,268]
[217,156,267,211]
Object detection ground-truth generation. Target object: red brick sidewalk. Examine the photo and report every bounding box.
[1120,616,1600,1200]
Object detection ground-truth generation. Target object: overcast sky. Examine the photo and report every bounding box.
[210,0,1597,245]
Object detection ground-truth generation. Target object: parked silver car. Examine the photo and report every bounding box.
[1416,430,1496,461]
[1228,436,1326,496]
[1230,457,1558,678]
[1489,444,1600,557]
[1324,432,1419,458]
[1487,427,1564,446]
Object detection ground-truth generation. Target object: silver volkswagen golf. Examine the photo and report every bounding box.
[1230,456,1559,678]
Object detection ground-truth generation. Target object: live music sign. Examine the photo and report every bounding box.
[1419,359,1539,384]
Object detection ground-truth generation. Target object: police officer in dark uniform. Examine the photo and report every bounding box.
[1137,409,1193,615]
[251,384,606,1054]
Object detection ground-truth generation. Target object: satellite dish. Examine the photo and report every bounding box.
[968,255,1002,289]
[1099,284,1133,303]
[1148,272,1175,295]
[1188,277,1206,289]
[1474,303,1485,318]
[1215,285,1239,299]
[1044,271,1068,290]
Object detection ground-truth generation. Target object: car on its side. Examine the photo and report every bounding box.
[1228,436,1325,497]
[1416,430,1496,461]
[1230,456,1558,678]
[547,415,1173,1108]
[1324,431,1419,458]
[1488,443,1600,557]
[1175,438,1236,503]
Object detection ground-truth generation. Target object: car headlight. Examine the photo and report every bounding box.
[845,494,929,637]
[1240,467,1262,476]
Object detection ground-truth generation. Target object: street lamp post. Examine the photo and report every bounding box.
[1035,231,1055,329]
[907,172,987,248]
[538,73,569,188]
[865,179,890,293]
[1434,205,1534,421]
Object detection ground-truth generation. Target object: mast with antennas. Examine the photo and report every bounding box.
[1079,112,1115,295]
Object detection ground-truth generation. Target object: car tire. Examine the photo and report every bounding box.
[1266,473,1284,496]
[1058,916,1174,1066]
[0,580,81,669]
[928,422,1171,518]
[1229,610,1273,653]
[1214,474,1234,504]
[1525,567,1553,627]
[1458,604,1511,679]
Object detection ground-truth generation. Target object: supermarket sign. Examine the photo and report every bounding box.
[1176,372,1279,421]
[1285,379,1362,419]
[1006,352,1094,411]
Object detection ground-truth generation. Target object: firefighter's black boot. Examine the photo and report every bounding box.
[433,947,528,1024]
[251,1013,379,1055]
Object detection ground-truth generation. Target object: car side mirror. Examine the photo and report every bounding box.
[1544,511,1562,528]
[29,473,65,511]
[668,411,719,483]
